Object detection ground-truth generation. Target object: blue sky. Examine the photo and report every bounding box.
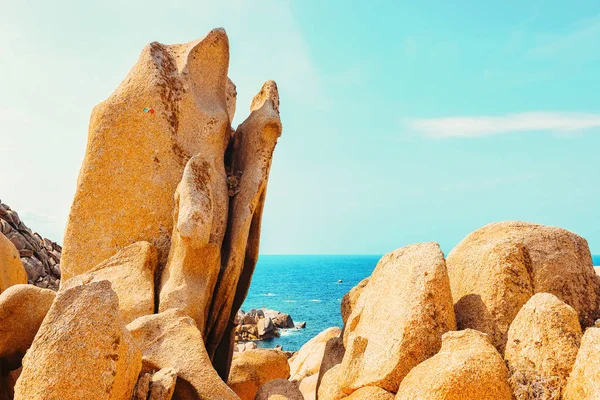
[0,0,599,255]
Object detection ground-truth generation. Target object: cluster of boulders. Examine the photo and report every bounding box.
[251,221,599,400]
[235,308,301,342]
[0,201,61,290]
[1,26,599,400]
[0,27,285,400]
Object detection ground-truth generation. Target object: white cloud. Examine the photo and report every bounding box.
[406,112,600,138]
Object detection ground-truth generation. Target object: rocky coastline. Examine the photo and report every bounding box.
[1,27,600,400]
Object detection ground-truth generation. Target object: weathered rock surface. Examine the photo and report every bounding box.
[0,201,61,290]
[395,329,513,400]
[62,241,158,324]
[447,221,600,328]
[149,367,178,400]
[228,348,290,400]
[255,378,303,400]
[127,308,238,400]
[0,284,55,369]
[59,27,282,380]
[449,239,534,353]
[563,327,600,400]
[348,386,394,400]
[289,327,341,382]
[0,233,26,294]
[204,80,282,373]
[341,278,369,325]
[61,28,234,279]
[14,281,141,400]
[158,153,224,334]
[339,242,456,393]
[505,293,582,398]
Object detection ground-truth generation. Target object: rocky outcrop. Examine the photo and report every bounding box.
[61,29,233,279]
[395,329,513,400]
[447,221,600,329]
[449,239,534,353]
[234,308,297,342]
[255,379,304,400]
[127,309,238,400]
[257,317,277,340]
[62,241,158,324]
[204,80,282,373]
[563,327,600,399]
[339,243,456,393]
[59,28,282,379]
[0,233,26,294]
[263,309,295,329]
[227,349,290,400]
[505,293,582,398]
[0,284,55,369]
[289,327,342,382]
[341,278,368,325]
[14,281,141,400]
[0,201,61,290]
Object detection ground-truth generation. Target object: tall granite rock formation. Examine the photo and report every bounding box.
[60,27,282,380]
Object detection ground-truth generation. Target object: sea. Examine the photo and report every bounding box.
[242,254,600,352]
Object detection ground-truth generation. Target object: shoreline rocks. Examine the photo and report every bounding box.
[235,308,300,343]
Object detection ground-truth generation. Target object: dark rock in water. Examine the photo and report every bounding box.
[0,201,61,291]
[296,322,307,329]
[273,313,295,329]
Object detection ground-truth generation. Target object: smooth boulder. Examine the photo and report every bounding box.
[298,374,318,400]
[563,327,600,399]
[339,242,456,393]
[395,329,513,400]
[227,349,290,400]
[449,240,534,353]
[447,221,600,327]
[62,241,158,324]
[505,293,582,398]
[317,364,345,400]
[288,326,341,381]
[14,281,141,400]
[0,233,27,293]
[127,309,238,400]
[0,284,55,369]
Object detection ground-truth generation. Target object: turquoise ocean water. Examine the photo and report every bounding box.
[242,254,600,352]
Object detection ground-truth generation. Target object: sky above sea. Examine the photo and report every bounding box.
[1,1,599,254]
